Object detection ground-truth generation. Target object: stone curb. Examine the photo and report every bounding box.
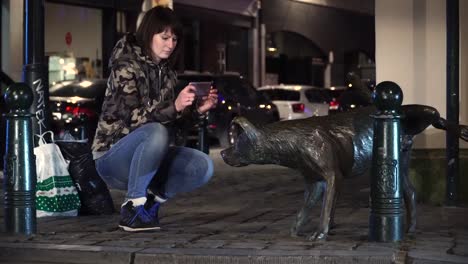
[0,242,398,264]
[408,250,468,264]
[0,242,141,264]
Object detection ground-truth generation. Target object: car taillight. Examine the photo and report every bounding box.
[292,103,305,113]
[329,99,339,110]
[65,105,95,118]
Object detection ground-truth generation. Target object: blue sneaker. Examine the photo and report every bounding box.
[145,194,161,220]
[119,201,160,232]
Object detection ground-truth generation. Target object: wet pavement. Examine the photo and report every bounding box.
[1,148,468,263]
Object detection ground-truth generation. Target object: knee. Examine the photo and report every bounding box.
[143,123,169,147]
[198,152,214,185]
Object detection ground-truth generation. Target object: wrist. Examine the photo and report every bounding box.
[174,101,182,112]
[196,106,207,115]
[197,108,209,118]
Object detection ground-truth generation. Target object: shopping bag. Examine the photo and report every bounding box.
[34,131,81,217]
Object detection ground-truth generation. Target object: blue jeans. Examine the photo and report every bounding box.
[95,122,214,200]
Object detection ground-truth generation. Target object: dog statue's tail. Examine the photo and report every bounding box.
[461,125,468,142]
[401,105,468,142]
[432,117,468,142]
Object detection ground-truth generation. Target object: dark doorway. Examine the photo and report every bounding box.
[344,50,375,86]
[266,31,326,86]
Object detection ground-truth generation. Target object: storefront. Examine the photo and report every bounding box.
[173,0,257,81]
[2,0,374,87]
[1,0,141,83]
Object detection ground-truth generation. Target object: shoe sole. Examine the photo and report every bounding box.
[119,225,161,232]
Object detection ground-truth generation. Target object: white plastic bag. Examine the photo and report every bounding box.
[34,131,81,217]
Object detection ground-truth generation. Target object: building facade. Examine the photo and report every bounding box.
[376,0,468,148]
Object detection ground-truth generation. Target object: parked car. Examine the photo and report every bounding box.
[326,86,347,113]
[49,78,107,142]
[326,85,373,113]
[48,72,279,149]
[257,85,330,120]
[0,70,14,169]
[175,72,280,147]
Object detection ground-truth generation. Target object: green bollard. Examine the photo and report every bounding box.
[3,82,37,235]
[369,81,404,242]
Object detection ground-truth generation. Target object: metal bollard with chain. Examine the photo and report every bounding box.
[369,81,404,242]
[3,83,37,235]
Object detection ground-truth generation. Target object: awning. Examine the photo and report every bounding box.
[174,0,258,17]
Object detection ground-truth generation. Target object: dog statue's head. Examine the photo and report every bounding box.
[220,117,266,167]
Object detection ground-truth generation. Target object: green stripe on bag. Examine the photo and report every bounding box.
[36,175,76,190]
[36,194,81,212]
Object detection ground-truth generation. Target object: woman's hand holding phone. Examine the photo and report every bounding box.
[189,82,212,97]
[175,82,217,114]
[174,85,196,112]
[196,87,218,114]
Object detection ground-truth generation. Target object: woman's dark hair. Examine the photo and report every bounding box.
[136,6,183,64]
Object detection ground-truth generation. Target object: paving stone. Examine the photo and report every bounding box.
[96,239,149,248]
[410,240,454,253]
[413,233,453,241]
[183,240,226,249]
[240,233,290,241]
[79,232,129,240]
[144,241,179,248]
[266,244,310,251]
[193,221,238,231]
[456,237,468,244]
[451,242,468,257]
[224,221,270,233]
[151,233,201,243]
[408,249,468,263]
[122,231,175,239]
[313,241,358,250]
[159,212,192,224]
[354,242,400,252]
[269,240,315,246]
[62,239,102,246]
[198,233,244,241]
[452,248,468,257]
[0,234,41,243]
[222,241,269,250]
[455,231,468,238]
[254,213,294,222]
[40,217,118,233]
[220,213,273,224]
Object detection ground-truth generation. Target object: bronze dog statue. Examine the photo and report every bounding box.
[221,105,468,240]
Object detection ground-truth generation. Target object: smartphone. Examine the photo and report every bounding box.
[189,82,212,97]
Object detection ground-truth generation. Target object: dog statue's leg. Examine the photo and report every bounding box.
[329,187,339,230]
[291,181,324,237]
[400,107,468,233]
[401,135,417,233]
[307,171,338,241]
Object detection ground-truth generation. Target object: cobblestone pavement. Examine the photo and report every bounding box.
[1,148,467,263]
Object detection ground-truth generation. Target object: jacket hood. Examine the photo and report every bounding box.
[108,33,156,69]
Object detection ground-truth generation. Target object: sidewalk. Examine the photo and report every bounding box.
[1,148,468,264]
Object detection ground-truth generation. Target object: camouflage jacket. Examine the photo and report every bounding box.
[92,34,195,156]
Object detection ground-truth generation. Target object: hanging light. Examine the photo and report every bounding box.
[266,33,277,52]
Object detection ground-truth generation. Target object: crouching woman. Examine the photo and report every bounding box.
[91,6,217,232]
